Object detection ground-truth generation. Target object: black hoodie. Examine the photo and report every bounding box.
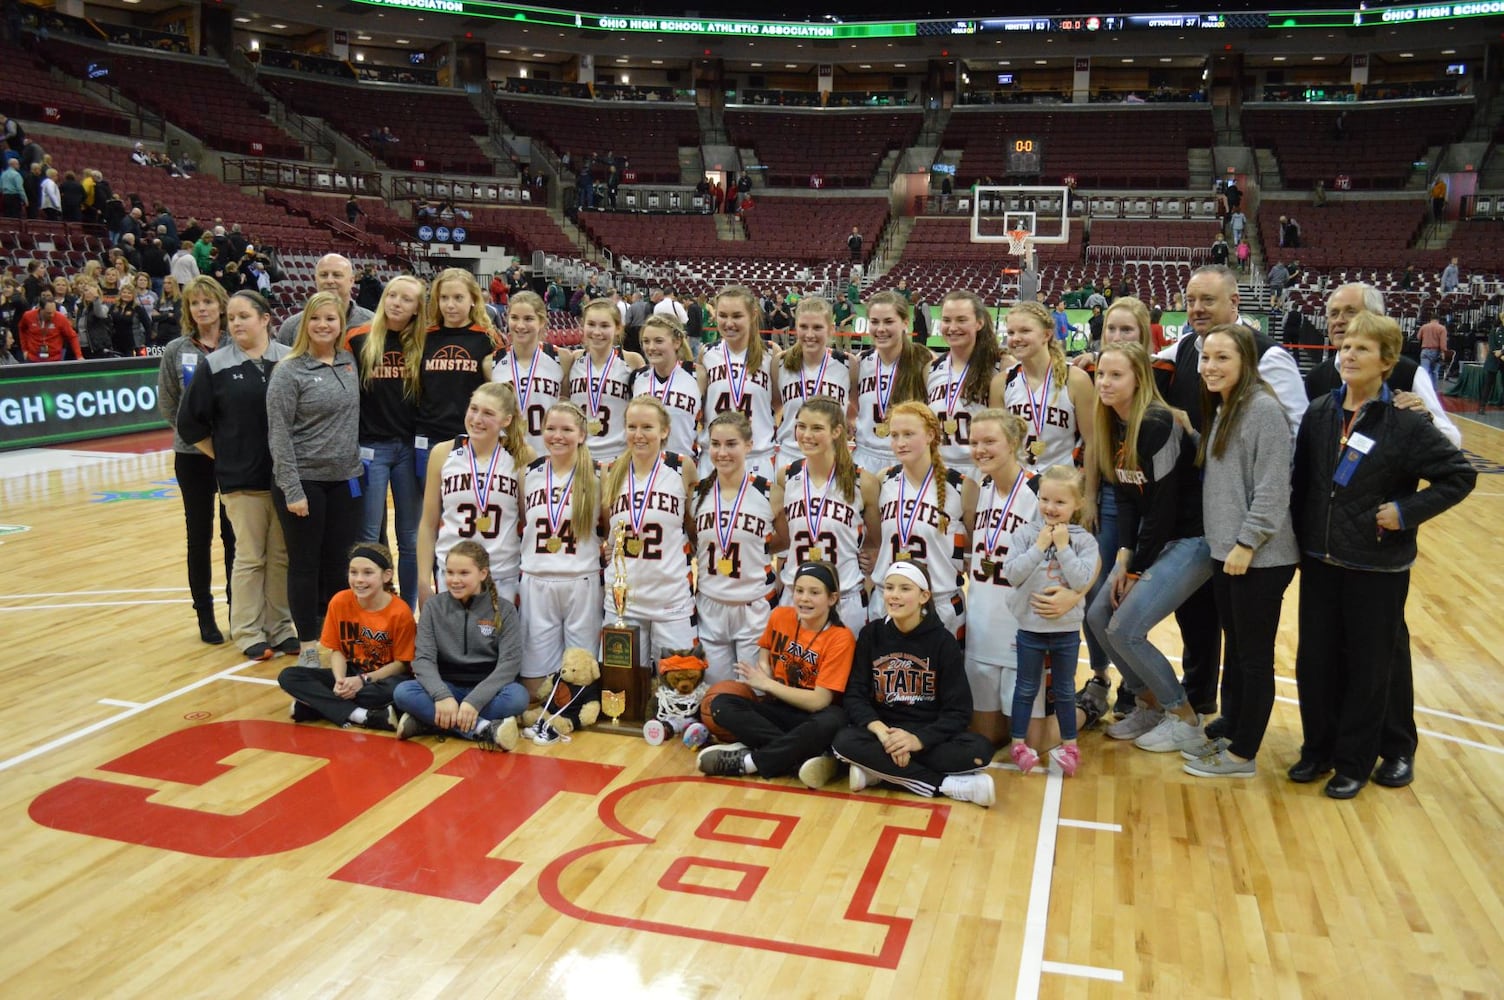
[845,611,972,750]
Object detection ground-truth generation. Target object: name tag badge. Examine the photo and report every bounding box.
[1347,432,1376,455]
[414,436,431,481]
[359,446,376,463]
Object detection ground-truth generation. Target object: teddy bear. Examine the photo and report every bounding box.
[522,647,602,740]
[644,646,710,747]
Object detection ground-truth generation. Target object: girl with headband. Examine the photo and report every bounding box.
[279,542,415,730]
[697,561,856,787]
[832,561,996,807]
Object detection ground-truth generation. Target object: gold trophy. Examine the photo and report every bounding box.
[598,523,646,729]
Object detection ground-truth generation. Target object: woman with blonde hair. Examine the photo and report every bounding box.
[850,290,932,474]
[927,289,1005,481]
[493,289,572,457]
[267,291,363,670]
[417,381,533,608]
[569,297,644,465]
[699,284,779,480]
[348,274,427,602]
[415,267,498,483]
[774,295,851,473]
[631,311,701,462]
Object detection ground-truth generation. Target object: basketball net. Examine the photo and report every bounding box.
[1006,230,1033,258]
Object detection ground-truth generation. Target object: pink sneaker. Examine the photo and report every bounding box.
[1052,743,1081,777]
[1010,742,1040,775]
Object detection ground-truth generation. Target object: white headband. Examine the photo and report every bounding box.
[883,562,929,591]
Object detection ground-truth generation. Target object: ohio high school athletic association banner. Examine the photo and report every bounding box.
[0,358,168,450]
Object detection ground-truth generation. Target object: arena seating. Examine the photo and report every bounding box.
[1436,220,1504,275]
[1242,101,1472,190]
[1257,200,1427,270]
[1088,219,1222,253]
[460,206,579,258]
[41,39,304,160]
[942,107,1211,188]
[265,190,404,256]
[494,97,697,184]
[897,216,1083,267]
[260,74,493,176]
[0,38,131,135]
[725,109,923,188]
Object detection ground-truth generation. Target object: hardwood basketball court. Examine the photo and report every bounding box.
[1,421,1500,998]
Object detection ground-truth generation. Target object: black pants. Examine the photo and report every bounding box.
[274,480,359,642]
[175,451,234,614]
[1482,368,1499,408]
[278,666,400,725]
[1212,560,1295,760]
[1294,557,1410,781]
[709,694,845,778]
[1174,579,1223,712]
[1380,620,1417,761]
[832,726,993,796]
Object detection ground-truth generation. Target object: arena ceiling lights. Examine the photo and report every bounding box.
[348,1,1504,38]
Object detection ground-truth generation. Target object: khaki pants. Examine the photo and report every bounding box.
[222,490,294,651]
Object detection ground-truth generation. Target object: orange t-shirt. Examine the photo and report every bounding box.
[756,605,855,694]
[319,589,417,675]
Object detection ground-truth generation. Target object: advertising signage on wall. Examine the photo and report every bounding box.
[0,359,168,451]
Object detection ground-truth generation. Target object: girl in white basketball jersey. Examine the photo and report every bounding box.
[774,296,850,472]
[994,301,1096,510]
[632,313,701,463]
[417,382,533,609]
[927,289,1007,482]
[692,412,782,684]
[570,298,644,467]
[772,395,880,628]
[698,285,779,480]
[493,291,572,459]
[868,401,977,640]
[600,396,698,665]
[851,291,932,475]
[519,400,604,698]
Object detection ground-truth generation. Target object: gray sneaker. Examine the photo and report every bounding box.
[1106,703,1165,741]
[1183,749,1257,779]
[1180,735,1232,761]
[394,711,423,740]
[1077,676,1110,718]
[296,645,321,669]
[1134,713,1205,753]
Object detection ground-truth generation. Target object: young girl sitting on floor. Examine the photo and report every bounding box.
[278,542,415,730]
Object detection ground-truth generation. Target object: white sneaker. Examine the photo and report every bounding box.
[1106,704,1165,741]
[848,763,882,792]
[797,754,838,789]
[1134,713,1205,753]
[941,772,996,808]
[394,711,422,740]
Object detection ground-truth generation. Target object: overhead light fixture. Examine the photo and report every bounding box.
[355,53,365,62]
[1035,59,1047,65]
[860,64,872,69]
[1121,58,1134,63]
[249,39,259,51]
[1312,55,1326,61]
[785,63,797,68]
[1400,52,1414,57]
[270,23,287,29]
[998,60,1010,66]
[1159,57,1172,62]
[651,59,663,65]
[750,62,762,68]
[894,63,906,68]
[1273,56,1287,62]
[395,39,410,44]
[532,52,545,58]
[498,48,510,54]
[616,57,628,63]
[1442,48,1457,54]
[234,17,252,24]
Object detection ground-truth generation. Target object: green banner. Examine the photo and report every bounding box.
[0,358,168,450]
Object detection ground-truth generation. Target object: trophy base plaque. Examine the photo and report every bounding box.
[597,621,651,732]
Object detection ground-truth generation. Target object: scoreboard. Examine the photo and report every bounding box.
[1006,138,1042,176]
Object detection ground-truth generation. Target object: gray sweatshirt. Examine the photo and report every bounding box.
[1201,390,1299,566]
[413,591,522,711]
[157,334,218,455]
[264,348,362,504]
[1002,522,1100,633]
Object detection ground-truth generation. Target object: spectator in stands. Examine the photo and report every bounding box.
[0,277,23,342]
[1279,216,1301,249]
[1484,320,1504,414]
[17,293,81,362]
[108,282,151,355]
[181,216,204,244]
[58,170,84,222]
[545,278,564,313]
[38,166,60,221]
[606,165,620,209]
[1229,210,1246,246]
[1417,313,1447,384]
[488,272,507,308]
[1225,179,1242,212]
[1235,239,1249,272]
[171,241,200,287]
[154,204,178,242]
[1211,234,1229,267]
[1313,178,1328,208]
[1052,300,1071,343]
[355,264,383,312]
[140,237,170,296]
[1267,261,1290,306]
[153,275,182,346]
[52,276,77,320]
[847,226,863,263]
[1,155,26,218]
[118,233,143,272]
[1440,257,1460,294]
[0,114,22,155]
[1084,284,1107,312]
[131,143,150,167]
[277,253,373,346]
[228,223,250,258]
[133,272,157,315]
[1430,177,1447,223]
[21,261,48,306]
[74,280,112,357]
[654,287,688,325]
[21,161,40,218]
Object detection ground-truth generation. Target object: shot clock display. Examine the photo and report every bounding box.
[1006,138,1041,176]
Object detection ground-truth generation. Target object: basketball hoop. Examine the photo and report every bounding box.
[1006,230,1033,257]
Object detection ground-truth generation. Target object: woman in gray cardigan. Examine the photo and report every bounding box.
[1184,323,1299,779]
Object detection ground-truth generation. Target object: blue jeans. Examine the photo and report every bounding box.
[1083,485,1119,676]
[1085,536,1212,711]
[392,679,528,738]
[1419,348,1440,383]
[1012,629,1081,741]
[360,438,422,604]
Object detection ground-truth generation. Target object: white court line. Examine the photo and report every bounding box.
[1058,818,1123,833]
[97,698,143,709]
[0,660,257,773]
[1015,768,1064,1000]
[0,588,190,599]
[0,599,193,613]
[224,675,279,687]
[1273,696,1504,755]
[1272,675,1504,734]
[1041,961,1125,983]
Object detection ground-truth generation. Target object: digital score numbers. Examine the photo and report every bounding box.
[1007,137,1041,175]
